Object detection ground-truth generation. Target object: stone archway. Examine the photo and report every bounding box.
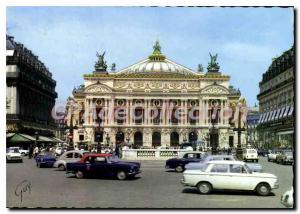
[170,132,179,147]
[134,131,143,148]
[152,132,161,148]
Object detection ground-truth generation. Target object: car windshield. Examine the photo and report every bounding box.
[107,155,120,163]
[285,151,293,156]
[9,148,20,153]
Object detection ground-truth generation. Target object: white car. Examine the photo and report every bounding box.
[267,150,281,162]
[281,187,293,208]
[9,146,29,156]
[243,148,259,162]
[181,160,278,196]
[6,147,23,162]
[53,150,89,170]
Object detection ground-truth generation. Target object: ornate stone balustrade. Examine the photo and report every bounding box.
[122,148,188,160]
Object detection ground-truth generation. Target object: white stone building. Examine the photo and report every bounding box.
[66,41,245,149]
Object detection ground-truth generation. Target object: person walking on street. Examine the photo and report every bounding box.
[34,146,39,159]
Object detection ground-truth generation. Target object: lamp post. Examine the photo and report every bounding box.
[35,131,39,147]
[233,102,246,160]
[96,118,102,154]
[210,101,218,155]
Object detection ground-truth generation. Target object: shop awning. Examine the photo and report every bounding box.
[279,106,286,118]
[258,114,263,124]
[275,108,282,120]
[263,112,269,123]
[283,106,290,118]
[288,105,294,117]
[266,111,273,122]
[276,130,294,135]
[6,133,15,138]
[7,133,33,142]
[38,136,57,142]
[50,137,64,143]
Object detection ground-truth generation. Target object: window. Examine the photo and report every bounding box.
[66,153,73,158]
[230,164,243,173]
[210,164,228,173]
[184,153,195,159]
[74,153,81,158]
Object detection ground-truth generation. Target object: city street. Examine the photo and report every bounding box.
[7,157,293,208]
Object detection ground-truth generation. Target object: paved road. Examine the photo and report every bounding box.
[6,157,293,208]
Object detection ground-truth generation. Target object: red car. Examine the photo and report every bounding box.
[66,154,141,180]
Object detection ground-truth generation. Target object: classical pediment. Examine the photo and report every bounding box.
[201,85,229,95]
[84,83,112,93]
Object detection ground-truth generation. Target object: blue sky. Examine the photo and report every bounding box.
[6,7,294,106]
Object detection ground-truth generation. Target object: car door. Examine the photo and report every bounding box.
[93,157,108,176]
[228,164,252,190]
[209,164,230,189]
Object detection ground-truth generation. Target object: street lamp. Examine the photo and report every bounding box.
[106,133,110,147]
[96,118,102,154]
[234,102,246,160]
[35,131,39,147]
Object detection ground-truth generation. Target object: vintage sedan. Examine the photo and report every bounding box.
[35,152,57,168]
[276,150,293,165]
[165,151,205,172]
[185,155,263,172]
[6,147,23,163]
[181,160,278,196]
[66,154,141,180]
[53,150,89,171]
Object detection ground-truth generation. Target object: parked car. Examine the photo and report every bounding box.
[242,148,258,162]
[275,150,293,165]
[185,154,263,172]
[66,154,141,180]
[181,160,279,196]
[257,148,269,157]
[35,152,57,168]
[6,147,23,163]
[53,150,89,171]
[267,149,282,162]
[165,151,205,172]
[281,186,293,208]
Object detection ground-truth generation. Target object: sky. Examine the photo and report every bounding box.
[6,7,294,107]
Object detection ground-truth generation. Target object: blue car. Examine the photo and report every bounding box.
[165,151,205,172]
[36,152,57,168]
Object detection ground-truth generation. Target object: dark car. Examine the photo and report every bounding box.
[257,148,269,157]
[165,151,205,172]
[276,150,293,165]
[36,152,57,168]
[66,154,141,180]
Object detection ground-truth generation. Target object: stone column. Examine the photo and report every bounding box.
[146,99,149,125]
[128,99,131,125]
[163,99,167,125]
[198,98,202,125]
[105,99,109,125]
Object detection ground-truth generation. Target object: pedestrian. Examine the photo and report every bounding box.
[28,145,33,159]
[33,146,39,159]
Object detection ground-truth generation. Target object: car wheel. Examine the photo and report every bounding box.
[75,171,84,179]
[267,158,270,162]
[256,183,271,196]
[175,165,184,173]
[117,171,127,180]
[197,182,212,194]
[58,164,66,171]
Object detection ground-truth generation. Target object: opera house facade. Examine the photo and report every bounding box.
[66,41,245,149]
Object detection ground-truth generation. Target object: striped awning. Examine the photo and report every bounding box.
[288,105,294,117]
[279,106,286,118]
[258,114,263,124]
[283,106,290,118]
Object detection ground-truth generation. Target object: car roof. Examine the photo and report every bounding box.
[206,160,245,165]
[65,150,89,154]
[82,153,112,158]
[184,151,205,154]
